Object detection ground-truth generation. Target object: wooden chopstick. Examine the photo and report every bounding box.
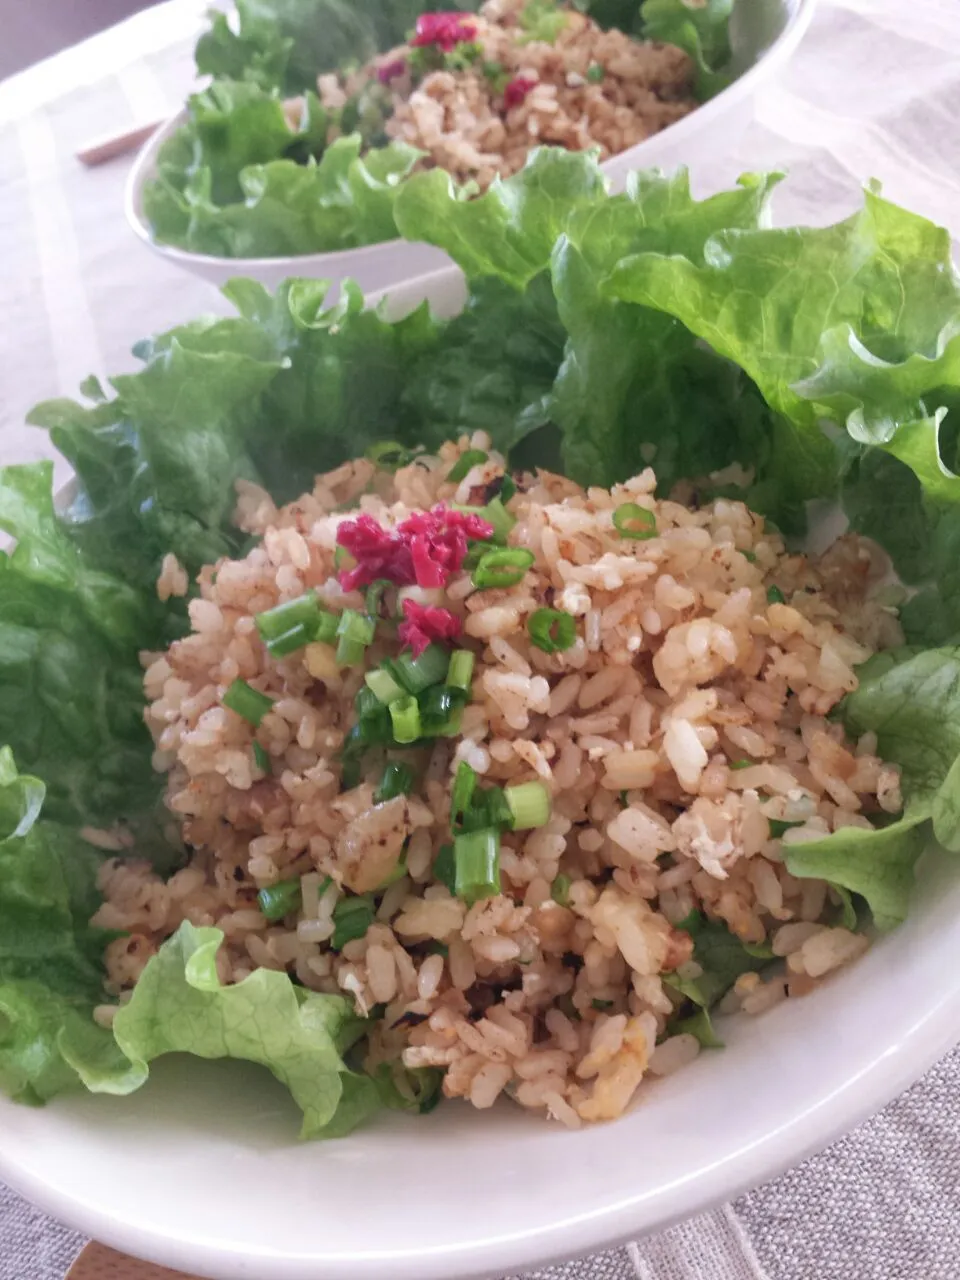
[76,119,163,167]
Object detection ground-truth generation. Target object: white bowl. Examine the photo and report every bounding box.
[2,261,960,1280]
[125,0,815,294]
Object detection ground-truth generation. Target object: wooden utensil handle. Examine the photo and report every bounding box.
[76,120,162,167]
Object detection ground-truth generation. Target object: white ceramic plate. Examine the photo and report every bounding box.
[124,0,816,294]
[1,263,959,1280]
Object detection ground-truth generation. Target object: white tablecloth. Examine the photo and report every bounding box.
[3,1,960,1277]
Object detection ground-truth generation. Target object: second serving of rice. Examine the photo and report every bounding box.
[93,436,904,1128]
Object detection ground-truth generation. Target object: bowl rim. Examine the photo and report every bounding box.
[124,0,818,270]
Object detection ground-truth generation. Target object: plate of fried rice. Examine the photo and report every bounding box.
[125,0,814,289]
[4,160,960,1279]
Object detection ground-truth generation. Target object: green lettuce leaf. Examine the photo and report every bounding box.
[0,749,137,1104]
[784,813,927,933]
[395,148,609,290]
[783,646,960,926]
[0,465,162,828]
[144,79,420,258]
[638,0,736,98]
[108,923,367,1137]
[664,912,770,1010]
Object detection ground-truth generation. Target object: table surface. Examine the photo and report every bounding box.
[3,2,960,1278]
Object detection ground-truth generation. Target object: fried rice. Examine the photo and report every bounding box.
[301,0,698,191]
[92,434,905,1128]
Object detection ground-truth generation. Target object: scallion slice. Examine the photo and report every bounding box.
[730,758,754,770]
[447,449,488,482]
[499,475,517,503]
[612,503,657,540]
[258,878,301,920]
[447,649,475,692]
[586,61,604,82]
[480,497,514,544]
[336,609,376,665]
[392,643,450,693]
[265,624,314,657]
[253,741,272,775]
[454,827,501,903]
[505,781,551,830]
[451,761,477,827]
[314,610,339,644]
[527,607,576,653]
[455,498,514,544]
[376,760,415,803]
[433,844,456,894]
[472,547,534,590]
[366,441,414,472]
[418,685,466,737]
[331,894,376,949]
[365,578,393,617]
[550,873,572,906]
[255,592,320,654]
[390,695,422,744]
[767,585,786,605]
[365,665,406,705]
[223,678,273,727]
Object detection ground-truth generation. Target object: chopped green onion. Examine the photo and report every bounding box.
[353,689,392,745]
[528,607,576,653]
[455,498,515,545]
[365,665,407,704]
[499,475,517,503]
[613,503,657,540]
[767,585,786,605]
[333,546,354,573]
[480,497,515,544]
[426,940,449,957]
[551,873,572,906]
[255,592,320,654]
[365,579,393,617]
[505,781,551,829]
[451,761,478,827]
[258,878,301,920]
[730,758,754,770]
[619,789,629,807]
[460,784,512,833]
[447,649,475,692]
[591,998,614,1012]
[340,756,361,790]
[433,843,456,893]
[266,624,315,657]
[454,827,501,903]
[448,449,488,483]
[769,818,802,838]
[336,609,375,665]
[366,441,414,472]
[355,685,381,721]
[376,761,415,803]
[314,610,339,644]
[742,549,757,563]
[390,695,422,744]
[419,685,466,737]
[392,643,450,693]
[253,741,272,775]
[472,547,535,590]
[331,894,376,949]
[586,61,604,82]
[223,678,273,727]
